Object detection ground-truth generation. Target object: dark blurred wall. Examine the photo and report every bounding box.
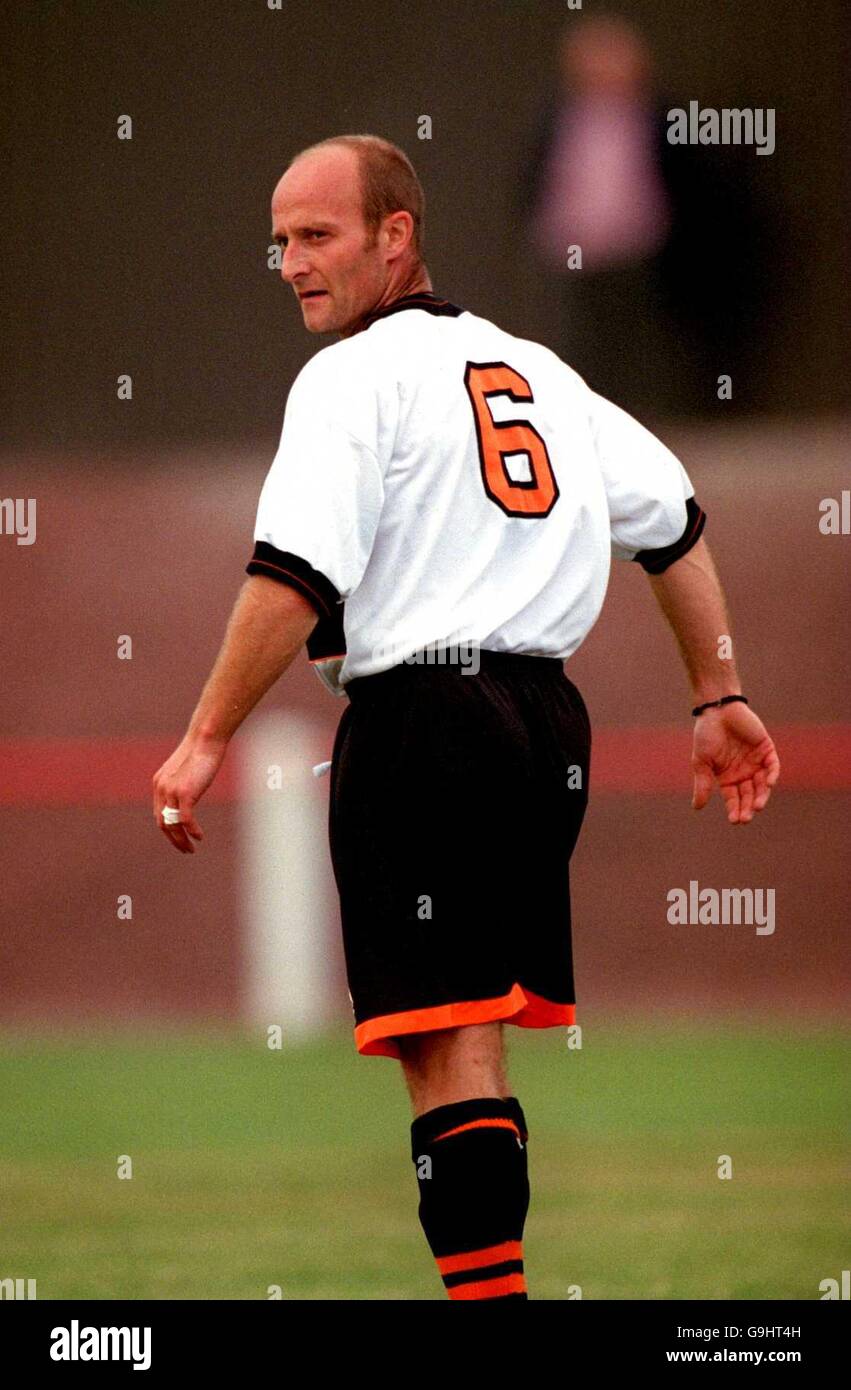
[1,0,847,452]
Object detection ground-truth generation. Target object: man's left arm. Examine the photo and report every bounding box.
[587,386,780,823]
[646,536,780,824]
[152,575,318,854]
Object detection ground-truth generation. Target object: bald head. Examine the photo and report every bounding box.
[276,143,365,236]
[271,135,430,338]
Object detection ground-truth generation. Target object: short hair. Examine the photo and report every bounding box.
[288,134,426,262]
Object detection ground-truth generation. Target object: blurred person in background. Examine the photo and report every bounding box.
[518,14,773,417]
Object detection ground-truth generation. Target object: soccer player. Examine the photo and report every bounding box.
[152,135,780,1300]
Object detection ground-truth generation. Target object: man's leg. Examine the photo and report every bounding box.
[399,1023,531,1300]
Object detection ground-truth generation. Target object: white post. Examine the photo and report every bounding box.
[237,711,338,1040]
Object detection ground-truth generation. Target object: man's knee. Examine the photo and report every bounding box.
[398,1021,503,1068]
[398,1023,508,1110]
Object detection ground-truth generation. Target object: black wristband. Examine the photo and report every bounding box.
[692,694,749,718]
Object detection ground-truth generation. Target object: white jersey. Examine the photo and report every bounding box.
[248,291,704,694]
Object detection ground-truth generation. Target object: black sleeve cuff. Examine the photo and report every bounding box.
[306,604,347,663]
[245,541,340,618]
[634,496,707,575]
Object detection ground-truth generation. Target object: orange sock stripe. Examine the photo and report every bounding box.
[447,1273,527,1300]
[436,1240,523,1276]
[432,1117,521,1143]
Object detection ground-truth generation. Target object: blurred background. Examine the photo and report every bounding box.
[0,0,847,1300]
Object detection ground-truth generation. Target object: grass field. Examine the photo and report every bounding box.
[0,1018,846,1300]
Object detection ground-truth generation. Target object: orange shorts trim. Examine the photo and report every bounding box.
[353,983,576,1059]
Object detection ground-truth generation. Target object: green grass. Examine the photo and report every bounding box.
[0,1019,846,1299]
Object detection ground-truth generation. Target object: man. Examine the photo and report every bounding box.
[152,135,780,1301]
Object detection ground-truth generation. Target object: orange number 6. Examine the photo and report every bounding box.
[464,361,559,518]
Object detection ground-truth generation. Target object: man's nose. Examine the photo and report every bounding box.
[280,244,309,282]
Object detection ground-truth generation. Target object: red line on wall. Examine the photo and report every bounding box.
[0,738,239,808]
[0,725,846,806]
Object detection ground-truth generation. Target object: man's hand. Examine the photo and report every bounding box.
[150,575,318,855]
[691,702,780,824]
[152,733,228,854]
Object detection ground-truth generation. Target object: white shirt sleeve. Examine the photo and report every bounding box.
[252,350,386,601]
[588,389,696,562]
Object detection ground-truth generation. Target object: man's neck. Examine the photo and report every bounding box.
[340,268,434,339]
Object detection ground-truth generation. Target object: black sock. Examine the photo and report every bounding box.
[410,1095,530,1299]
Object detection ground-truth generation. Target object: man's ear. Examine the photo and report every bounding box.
[384,210,414,259]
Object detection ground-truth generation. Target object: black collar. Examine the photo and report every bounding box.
[361,290,465,330]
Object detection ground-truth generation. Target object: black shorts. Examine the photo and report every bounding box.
[328,649,591,1059]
